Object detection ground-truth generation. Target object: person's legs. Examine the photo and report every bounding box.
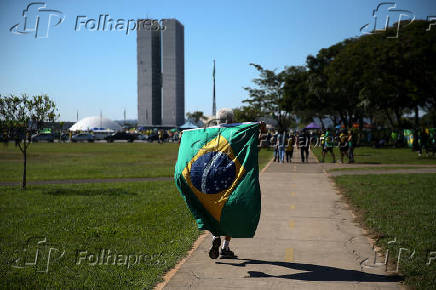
[280,148,285,163]
[222,236,231,249]
[330,148,336,163]
[286,151,290,162]
[300,148,305,162]
[220,236,237,258]
[209,235,221,259]
[348,147,354,163]
[305,147,309,161]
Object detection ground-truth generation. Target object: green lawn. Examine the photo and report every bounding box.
[0,144,273,288]
[258,147,274,170]
[327,166,434,172]
[0,143,179,182]
[312,146,436,164]
[0,143,274,182]
[335,174,436,290]
[0,181,199,289]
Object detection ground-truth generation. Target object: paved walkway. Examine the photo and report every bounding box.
[163,152,404,289]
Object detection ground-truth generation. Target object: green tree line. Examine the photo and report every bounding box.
[236,20,436,130]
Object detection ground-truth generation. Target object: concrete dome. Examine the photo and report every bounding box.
[69,116,122,132]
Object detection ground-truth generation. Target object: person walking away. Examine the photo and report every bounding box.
[277,130,286,163]
[298,130,309,162]
[208,109,267,259]
[285,132,295,162]
[272,131,279,162]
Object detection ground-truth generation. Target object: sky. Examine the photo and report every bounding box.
[1,0,435,122]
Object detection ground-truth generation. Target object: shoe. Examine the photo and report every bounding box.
[220,247,238,259]
[209,237,221,259]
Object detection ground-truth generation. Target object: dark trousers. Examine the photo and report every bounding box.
[300,147,309,162]
[286,150,293,162]
[348,146,354,162]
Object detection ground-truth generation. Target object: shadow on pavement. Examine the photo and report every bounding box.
[216,259,403,283]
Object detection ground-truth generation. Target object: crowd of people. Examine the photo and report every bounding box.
[267,128,358,163]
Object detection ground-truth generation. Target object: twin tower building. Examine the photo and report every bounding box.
[137,19,185,127]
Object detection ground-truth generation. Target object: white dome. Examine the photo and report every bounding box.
[69,116,122,132]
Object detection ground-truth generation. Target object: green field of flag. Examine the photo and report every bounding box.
[174,123,261,238]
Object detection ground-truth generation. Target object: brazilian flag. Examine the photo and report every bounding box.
[174,122,261,238]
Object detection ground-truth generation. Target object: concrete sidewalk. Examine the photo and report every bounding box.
[163,152,404,289]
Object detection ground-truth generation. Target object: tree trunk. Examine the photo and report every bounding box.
[22,140,27,190]
[414,106,419,128]
[394,109,402,129]
[319,116,325,129]
[384,109,395,128]
[340,112,347,129]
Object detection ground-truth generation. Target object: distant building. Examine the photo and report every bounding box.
[137,19,185,127]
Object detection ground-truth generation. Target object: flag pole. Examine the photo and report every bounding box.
[212,59,216,117]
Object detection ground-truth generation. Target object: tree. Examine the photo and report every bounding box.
[243,63,291,130]
[325,20,436,128]
[233,106,260,123]
[0,94,58,189]
[186,111,205,126]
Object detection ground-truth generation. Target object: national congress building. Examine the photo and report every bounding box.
[137,19,185,127]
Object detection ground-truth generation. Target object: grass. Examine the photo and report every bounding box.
[258,147,274,170]
[0,143,274,182]
[335,174,436,290]
[0,144,273,288]
[312,146,436,164]
[0,181,199,289]
[327,166,434,172]
[0,143,179,182]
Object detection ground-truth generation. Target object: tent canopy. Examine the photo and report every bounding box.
[305,122,321,129]
[180,121,198,129]
[69,116,122,132]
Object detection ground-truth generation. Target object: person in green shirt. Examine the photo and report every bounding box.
[321,129,336,163]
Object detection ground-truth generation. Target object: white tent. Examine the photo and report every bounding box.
[180,121,198,129]
[69,116,122,132]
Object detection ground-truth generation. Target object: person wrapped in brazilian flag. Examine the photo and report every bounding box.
[174,109,262,259]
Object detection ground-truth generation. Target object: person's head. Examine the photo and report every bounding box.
[216,108,234,124]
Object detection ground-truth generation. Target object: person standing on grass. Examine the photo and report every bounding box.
[347,129,355,163]
[321,129,336,163]
[338,130,348,163]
